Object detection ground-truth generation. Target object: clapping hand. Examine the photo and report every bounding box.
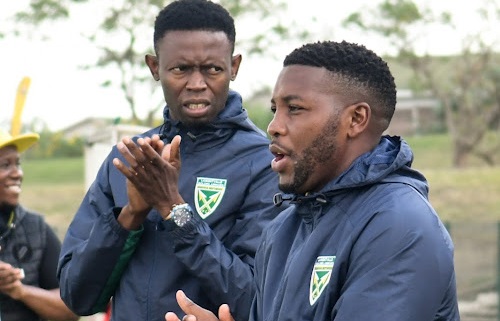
[165,290,235,321]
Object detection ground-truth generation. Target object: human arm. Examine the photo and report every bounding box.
[332,204,458,320]
[164,145,282,321]
[165,290,234,321]
[58,134,181,315]
[0,227,79,321]
[5,285,78,321]
[112,134,184,225]
[58,148,144,315]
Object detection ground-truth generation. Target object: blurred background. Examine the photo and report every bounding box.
[1,0,500,320]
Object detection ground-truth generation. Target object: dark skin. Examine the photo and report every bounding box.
[0,145,79,321]
[164,290,233,321]
[113,29,241,230]
[268,65,373,194]
[145,30,241,127]
[163,65,378,321]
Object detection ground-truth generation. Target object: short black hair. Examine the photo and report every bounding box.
[284,40,397,126]
[153,0,236,53]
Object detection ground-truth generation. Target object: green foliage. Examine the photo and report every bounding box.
[24,129,84,159]
[343,0,500,167]
[246,104,272,134]
[406,132,500,169]
[11,0,309,128]
[15,0,73,23]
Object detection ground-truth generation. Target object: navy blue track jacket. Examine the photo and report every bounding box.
[57,91,283,321]
[250,136,460,321]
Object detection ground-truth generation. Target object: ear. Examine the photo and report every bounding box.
[145,54,160,81]
[230,54,242,81]
[346,102,370,138]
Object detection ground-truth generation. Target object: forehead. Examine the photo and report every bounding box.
[0,145,19,159]
[157,30,233,61]
[272,65,336,99]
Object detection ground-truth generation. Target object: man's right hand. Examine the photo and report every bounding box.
[165,290,235,321]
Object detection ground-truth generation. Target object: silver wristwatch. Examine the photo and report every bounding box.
[170,203,193,227]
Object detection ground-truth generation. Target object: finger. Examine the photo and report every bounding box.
[126,137,149,165]
[151,134,166,154]
[116,139,141,171]
[163,135,182,170]
[112,157,138,179]
[137,136,165,165]
[176,290,218,321]
[218,304,235,321]
[165,312,181,321]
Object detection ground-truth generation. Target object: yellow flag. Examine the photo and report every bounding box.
[11,77,31,136]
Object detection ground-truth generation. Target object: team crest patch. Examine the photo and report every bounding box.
[309,256,336,305]
[194,177,227,219]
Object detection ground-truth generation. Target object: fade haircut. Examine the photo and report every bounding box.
[283,40,397,128]
[153,0,236,54]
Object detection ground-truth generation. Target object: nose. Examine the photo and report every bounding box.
[186,69,207,91]
[10,165,23,177]
[267,112,286,138]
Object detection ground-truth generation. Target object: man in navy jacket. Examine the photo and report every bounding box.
[165,40,460,321]
[57,1,283,321]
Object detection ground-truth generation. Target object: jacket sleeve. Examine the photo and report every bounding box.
[57,151,143,316]
[332,205,459,321]
[165,161,282,321]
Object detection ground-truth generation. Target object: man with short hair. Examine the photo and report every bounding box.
[165,40,460,321]
[57,1,283,320]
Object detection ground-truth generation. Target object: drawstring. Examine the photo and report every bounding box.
[0,211,15,245]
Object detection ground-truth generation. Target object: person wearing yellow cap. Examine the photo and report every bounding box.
[0,129,79,321]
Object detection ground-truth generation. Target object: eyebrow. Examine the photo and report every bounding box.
[271,94,303,104]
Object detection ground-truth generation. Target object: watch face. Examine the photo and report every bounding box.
[172,204,193,227]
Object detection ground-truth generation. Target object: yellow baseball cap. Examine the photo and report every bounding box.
[0,129,40,153]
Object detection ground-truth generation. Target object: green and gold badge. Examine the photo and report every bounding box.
[194,177,227,218]
[309,256,335,305]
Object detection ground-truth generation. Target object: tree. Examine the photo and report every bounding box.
[343,0,500,167]
[12,0,310,127]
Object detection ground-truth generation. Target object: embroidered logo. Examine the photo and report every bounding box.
[309,255,336,305]
[194,177,227,219]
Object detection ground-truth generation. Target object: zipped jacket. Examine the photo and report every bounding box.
[58,91,283,321]
[0,206,56,321]
[250,136,460,321]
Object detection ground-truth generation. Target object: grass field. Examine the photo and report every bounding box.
[20,133,500,234]
[18,133,500,308]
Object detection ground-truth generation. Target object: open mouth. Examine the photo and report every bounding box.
[186,103,207,110]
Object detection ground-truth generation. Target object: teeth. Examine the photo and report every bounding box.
[187,104,206,109]
[7,186,21,193]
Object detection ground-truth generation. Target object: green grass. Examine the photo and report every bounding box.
[18,134,500,232]
[405,134,453,169]
[22,157,84,184]
[17,134,500,305]
[21,157,85,239]
[403,134,500,222]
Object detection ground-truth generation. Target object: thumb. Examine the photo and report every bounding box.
[218,304,235,321]
[176,290,219,321]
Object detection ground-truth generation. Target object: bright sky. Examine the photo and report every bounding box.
[1,0,497,131]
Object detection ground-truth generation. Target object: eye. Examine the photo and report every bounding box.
[0,161,10,170]
[270,105,276,114]
[0,160,20,171]
[288,105,303,113]
[204,65,223,75]
[170,65,189,74]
